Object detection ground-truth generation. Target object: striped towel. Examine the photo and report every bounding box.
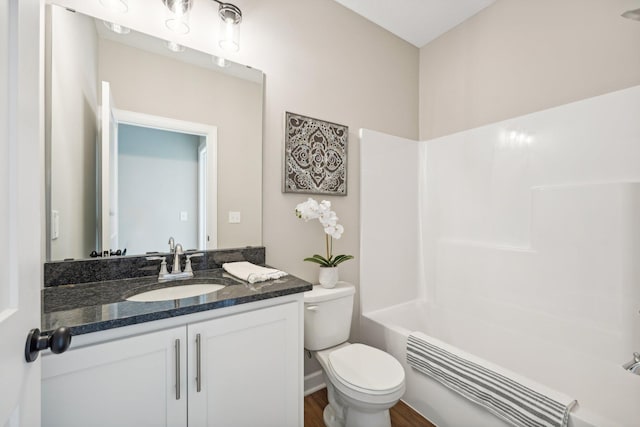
[407,332,577,427]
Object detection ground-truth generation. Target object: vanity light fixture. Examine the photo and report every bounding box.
[103,21,131,34]
[99,0,129,13]
[212,0,242,52]
[621,8,640,21]
[163,0,194,35]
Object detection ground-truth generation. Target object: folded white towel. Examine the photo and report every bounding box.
[407,332,577,427]
[222,261,287,284]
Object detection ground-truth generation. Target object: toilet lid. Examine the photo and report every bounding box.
[328,344,405,392]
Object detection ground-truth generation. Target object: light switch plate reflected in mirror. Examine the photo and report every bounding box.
[51,210,60,240]
[228,211,241,224]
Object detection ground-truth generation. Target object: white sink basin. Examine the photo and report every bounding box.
[126,284,225,302]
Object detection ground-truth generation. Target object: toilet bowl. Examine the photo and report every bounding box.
[315,342,405,427]
[304,283,406,427]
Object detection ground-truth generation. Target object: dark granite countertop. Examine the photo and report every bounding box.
[42,269,312,335]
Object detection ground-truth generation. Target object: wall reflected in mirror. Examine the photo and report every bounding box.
[46,4,263,261]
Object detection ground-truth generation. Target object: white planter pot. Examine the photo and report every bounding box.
[318,267,339,288]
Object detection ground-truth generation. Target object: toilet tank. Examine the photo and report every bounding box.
[303,282,355,351]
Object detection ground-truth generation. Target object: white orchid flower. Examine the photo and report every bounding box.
[295,197,352,267]
[332,224,344,239]
[324,224,343,239]
[319,211,338,228]
[296,198,321,220]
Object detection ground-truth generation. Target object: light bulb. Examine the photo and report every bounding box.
[103,21,130,34]
[166,41,185,52]
[219,19,240,52]
[213,56,228,68]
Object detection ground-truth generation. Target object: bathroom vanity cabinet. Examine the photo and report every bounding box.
[41,297,302,427]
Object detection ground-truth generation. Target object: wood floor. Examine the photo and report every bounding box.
[304,388,435,427]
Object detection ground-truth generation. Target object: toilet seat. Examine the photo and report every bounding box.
[327,344,405,395]
[315,342,406,426]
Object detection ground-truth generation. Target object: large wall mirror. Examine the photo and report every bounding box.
[45,4,263,261]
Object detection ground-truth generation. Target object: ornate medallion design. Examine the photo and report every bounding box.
[284,112,348,195]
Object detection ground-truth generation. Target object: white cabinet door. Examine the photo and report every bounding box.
[42,326,188,427]
[188,301,302,427]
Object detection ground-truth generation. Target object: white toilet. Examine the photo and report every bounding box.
[304,282,405,427]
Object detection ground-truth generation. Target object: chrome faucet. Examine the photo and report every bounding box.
[147,242,194,282]
[172,243,184,274]
[147,242,204,282]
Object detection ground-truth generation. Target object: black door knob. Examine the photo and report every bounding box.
[25,327,72,363]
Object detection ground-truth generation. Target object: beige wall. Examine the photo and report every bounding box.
[419,0,640,139]
[98,39,263,250]
[238,4,419,373]
[244,0,419,290]
[49,7,98,260]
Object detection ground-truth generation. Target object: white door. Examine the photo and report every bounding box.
[0,0,43,425]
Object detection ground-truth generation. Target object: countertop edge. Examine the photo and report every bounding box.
[63,284,313,336]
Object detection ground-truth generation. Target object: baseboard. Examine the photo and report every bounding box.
[400,398,437,425]
[304,370,326,396]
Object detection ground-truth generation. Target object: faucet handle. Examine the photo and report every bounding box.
[186,253,204,259]
[146,256,169,277]
[184,253,203,274]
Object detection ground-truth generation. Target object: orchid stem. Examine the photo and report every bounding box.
[326,234,330,262]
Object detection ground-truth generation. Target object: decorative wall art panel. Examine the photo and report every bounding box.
[283,112,348,195]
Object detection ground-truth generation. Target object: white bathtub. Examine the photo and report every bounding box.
[361,299,640,427]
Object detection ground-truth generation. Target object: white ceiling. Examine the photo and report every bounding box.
[332,0,496,47]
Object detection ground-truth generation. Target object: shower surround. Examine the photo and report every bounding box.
[359,85,640,426]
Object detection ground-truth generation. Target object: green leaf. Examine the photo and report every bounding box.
[331,254,354,266]
[303,256,331,267]
[304,253,353,267]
